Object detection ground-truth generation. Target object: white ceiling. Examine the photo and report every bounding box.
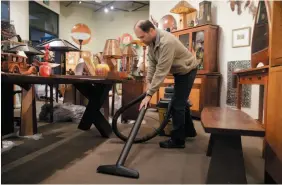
[62,1,149,12]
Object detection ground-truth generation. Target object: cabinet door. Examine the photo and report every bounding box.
[269,2,282,67]
[266,66,282,162]
[192,31,205,70]
[189,78,202,112]
[179,33,190,50]
[265,66,282,183]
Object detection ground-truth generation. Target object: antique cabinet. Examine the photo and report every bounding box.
[173,24,219,73]
[265,1,282,184]
[150,24,221,118]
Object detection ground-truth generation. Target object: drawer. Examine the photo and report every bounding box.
[164,78,174,84]
[239,75,267,84]
[194,78,202,84]
[189,88,200,111]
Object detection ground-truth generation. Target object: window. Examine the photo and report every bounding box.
[1,1,10,22]
[29,1,59,46]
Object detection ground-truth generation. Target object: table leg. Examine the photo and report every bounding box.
[258,85,264,123]
[20,85,37,136]
[111,85,115,117]
[1,84,14,136]
[236,81,242,110]
[49,84,53,123]
[206,134,247,184]
[75,83,113,138]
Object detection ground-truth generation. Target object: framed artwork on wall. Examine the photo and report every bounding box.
[43,0,49,6]
[227,60,252,108]
[232,27,251,48]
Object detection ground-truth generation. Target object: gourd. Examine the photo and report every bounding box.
[95,63,110,76]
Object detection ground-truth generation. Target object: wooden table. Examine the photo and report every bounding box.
[233,66,269,125]
[201,107,265,184]
[1,73,122,137]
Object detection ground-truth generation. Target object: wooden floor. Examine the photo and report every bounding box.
[1,112,265,184]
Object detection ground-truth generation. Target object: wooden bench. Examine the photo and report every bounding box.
[201,107,265,184]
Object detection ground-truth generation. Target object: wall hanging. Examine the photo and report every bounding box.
[232,27,251,48]
[227,60,251,108]
[228,0,257,18]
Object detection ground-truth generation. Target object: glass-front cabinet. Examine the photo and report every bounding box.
[172,24,218,74]
[179,33,190,50]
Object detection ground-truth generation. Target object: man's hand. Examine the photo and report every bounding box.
[139,95,152,111]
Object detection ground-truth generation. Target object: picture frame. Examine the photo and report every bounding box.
[43,0,49,6]
[232,27,251,48]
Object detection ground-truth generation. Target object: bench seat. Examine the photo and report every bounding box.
[201,107,265,137]
[201,107,265,184]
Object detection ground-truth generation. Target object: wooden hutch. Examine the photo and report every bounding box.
[264,1,282,184]
[233,1,282,183]
[150,24,221,118]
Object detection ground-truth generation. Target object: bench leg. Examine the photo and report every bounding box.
[206,134,214,157]
[206,134,247,184]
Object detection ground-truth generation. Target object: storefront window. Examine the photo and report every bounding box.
[29,1,58,46]
[1,1,10,22]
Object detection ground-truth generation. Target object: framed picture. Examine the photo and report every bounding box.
[43,0,49,6]
[232,27,251,48]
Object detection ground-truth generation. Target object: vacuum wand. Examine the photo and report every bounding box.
[97,106,147,179]
[117,107,146,166]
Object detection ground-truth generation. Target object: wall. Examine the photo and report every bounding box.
[214,1,259,118]
[10,1,29,40]
[59,4,149,54]
[92,10,149,53]
[59,5,96,51]
[149,0,259,119]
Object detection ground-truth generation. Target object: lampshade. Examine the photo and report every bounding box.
[36,38,80,52]
[103,39,122,59]
[170,0,197,14]
[7,44,44,55]
[122,45,137,57]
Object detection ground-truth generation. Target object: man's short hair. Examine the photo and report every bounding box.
[135,20,155,33]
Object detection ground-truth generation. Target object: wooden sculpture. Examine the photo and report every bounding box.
[1,52,37,75]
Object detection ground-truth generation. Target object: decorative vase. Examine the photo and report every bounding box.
[39,62,52,77]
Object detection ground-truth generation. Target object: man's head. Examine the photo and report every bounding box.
[134,20,157,45]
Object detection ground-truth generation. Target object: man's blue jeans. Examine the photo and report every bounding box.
[170,68,198,142]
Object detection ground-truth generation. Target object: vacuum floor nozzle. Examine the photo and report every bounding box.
[97,165,139,179]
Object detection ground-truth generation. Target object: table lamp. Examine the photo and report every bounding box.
[122,45,137,74]
[103,39,122,74]
[170,0,197,29]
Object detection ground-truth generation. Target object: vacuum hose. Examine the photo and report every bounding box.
[111,92,173,143]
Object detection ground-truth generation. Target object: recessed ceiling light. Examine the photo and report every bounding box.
[104,8,108,13]
[110,6,114,10]
[79,1,81,4]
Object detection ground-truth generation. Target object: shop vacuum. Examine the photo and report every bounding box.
[97,86,191,179]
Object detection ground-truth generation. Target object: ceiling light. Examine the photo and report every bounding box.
[110,6,114,10]
[79,1,81,4]
[104,8,108,13]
